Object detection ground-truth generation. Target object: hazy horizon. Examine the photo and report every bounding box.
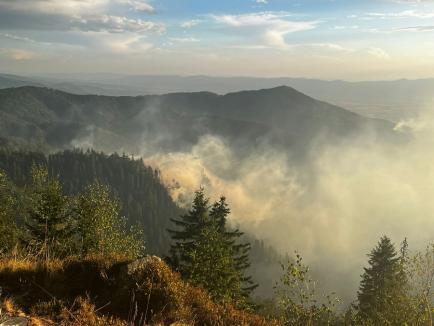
[5,70,434,83]
[2,0,434,80]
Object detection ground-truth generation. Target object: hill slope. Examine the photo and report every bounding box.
[2,73,432,121]
[0,255,278,325]
[0,149,182,254]
[0,86,397,156]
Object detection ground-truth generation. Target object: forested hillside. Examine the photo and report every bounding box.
[0,86,399,156]
[1,73,433,122]
[0,149,181,254]
[0,149,283,297]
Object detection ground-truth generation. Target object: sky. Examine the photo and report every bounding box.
[1,0,434,80]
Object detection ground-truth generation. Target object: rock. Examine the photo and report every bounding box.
[124,256,162,276]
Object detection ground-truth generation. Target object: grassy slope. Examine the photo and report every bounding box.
[0,256,279,326]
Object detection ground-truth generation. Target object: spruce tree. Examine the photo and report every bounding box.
[168,188,209,272]
[24,165,76,259]
[209,197,257,300]
[357,236,407,323]
[0,170,19,254]
[168,189,256,304]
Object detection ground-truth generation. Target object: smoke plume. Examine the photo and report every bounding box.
[143,112,434,302]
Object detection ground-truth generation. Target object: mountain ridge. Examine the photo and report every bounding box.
[2,72,433,121]
[0,85,398,157]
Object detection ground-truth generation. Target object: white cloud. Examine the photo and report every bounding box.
[121,0,155,13]
[312,43,353,53]
[0,48,36,60]
[255,0,269,4]
[89,33,154,53]
[212,12,319,49]
[0,33,37,43]
[366,47,390,59]
[389,0,434,3]
[181,20,201,28]
[396,25,434,32]
[213,12,292,27]
[0,0,155,14]
[368,10,434,19]
[0,0,109,15]
[72,15,165,33]
[0,0,163,33]
[169,37,200,42]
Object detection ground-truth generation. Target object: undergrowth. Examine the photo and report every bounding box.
[0,255,278,325]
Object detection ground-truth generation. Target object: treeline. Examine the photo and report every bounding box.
[0,164,259,310]
[0,149,283,293]
[2,164,432,324]
[1,149,432,324]
[0,149,183,254]
[0,165,145,259]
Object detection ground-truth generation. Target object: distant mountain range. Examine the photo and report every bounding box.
[0,85,398,156]
[2,72,433,121]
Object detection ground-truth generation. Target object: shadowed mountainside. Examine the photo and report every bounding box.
[0,85,398,156]
[1,73,433,121]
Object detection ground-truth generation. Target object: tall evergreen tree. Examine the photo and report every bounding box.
[23,165,76,259]
[0,170,19,254]
[357,236,408,323]
[168,189,256,304]
[209,197,257,300]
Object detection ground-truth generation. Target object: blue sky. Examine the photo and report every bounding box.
[1,0,434,79]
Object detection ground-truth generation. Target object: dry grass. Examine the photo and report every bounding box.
[0,255,279,326]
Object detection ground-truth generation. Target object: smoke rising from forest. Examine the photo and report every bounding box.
[62,92,434,301]
[142,108,434,301]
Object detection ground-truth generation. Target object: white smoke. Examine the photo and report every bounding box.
[142,114,434,302]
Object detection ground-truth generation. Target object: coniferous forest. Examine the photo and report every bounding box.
[0,148,433,325]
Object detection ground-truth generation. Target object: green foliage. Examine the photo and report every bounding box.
[168,189,256,305]
[76,182,145,259]
[0,170,19,254]
[274,253,340,326]
[0,149,279,292]
[0,149,182,255]
[23,165,76,259]
[406,243,434,325]
[0,163,145,260]
[356,236,411,325]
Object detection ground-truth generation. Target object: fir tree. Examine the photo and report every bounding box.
[357,236,408,323]
[24,165,76,259]
[168,189,256,305]
[209,197,257,300]
[168,188,209,272]
[0,170,19,254]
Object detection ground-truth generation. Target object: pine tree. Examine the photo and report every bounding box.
[357,236,407,323]
[24,165,76,259]
[168,189,256,305]
[0,170,19,254]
